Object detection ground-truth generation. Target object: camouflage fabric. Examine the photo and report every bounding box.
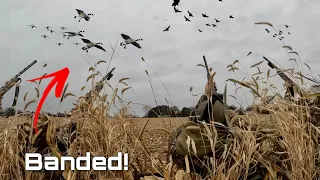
[168,121,229,176]
[192,93,226,124]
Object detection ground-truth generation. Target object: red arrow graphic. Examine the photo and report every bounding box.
[27,67,70,134]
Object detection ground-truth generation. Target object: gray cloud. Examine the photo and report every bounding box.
[1,0,320,116]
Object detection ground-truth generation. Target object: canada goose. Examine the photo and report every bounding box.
[212,24,217,27]
[285,25,289,28]
[202,13,209,18]
[41,35,50,39]
[81,38,106,52]
[120,34,143,49]
[28,24,37,28]
[73,43,80,45]
[265,29,269,33]
[74,9,93,22]
[172,0,180,6]
[229,15,234,18]
[48,29,56,33]
[205,23,211,26]
[60,27,66,30]
[63,31,84,39]
[198,29,203,32]
[184,16,191,22]
[173,6,182,13]
[44,26,51,30]
[55,42,64,46]
[215,18,220,23]
[164,25,170,32]
[188,10,193,17]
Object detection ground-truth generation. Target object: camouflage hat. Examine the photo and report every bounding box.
[195,99,226,124]
[175,121,212,157]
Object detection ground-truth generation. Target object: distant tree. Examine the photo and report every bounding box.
[171,105,180,116]
[147,105,174,117]
[143,105,151,117]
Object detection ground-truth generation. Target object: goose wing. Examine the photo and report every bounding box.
[131,42,141,49]
[94,45,106,52]
[76,9,85,16]
[81,38,92,44]
[63,32,76,35]
[121,34,131,40]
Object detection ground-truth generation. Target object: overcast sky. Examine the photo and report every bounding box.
[1,0,320,116]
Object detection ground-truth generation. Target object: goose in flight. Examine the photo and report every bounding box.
[48,29,56,33]
[188,11,193,17]
[81,38,106,52]
[75,9,93,22]
[174,6,182,13]
[163,25,170,32]
[265,29,269,33]
[229,15,234,18]
[212,24,217,27]
[41,35,50,39]
[44,26,51,30]
[285,25,289,28]
[205,24,211,26]
[198,29,203,32]
[73,42,80,45]
[215,18,220,23]
[172,0,180,6]
[63,31,85,39]
[120,34,143,49]
[55,42,64,46]
[60,26,66,30]
[202,13,209,18]
[28,24,37,28]
[184,16,191,22]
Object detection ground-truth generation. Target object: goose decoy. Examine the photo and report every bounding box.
[41,35,50,39]
[60,27,66,30]
[212,24,217,27]
[48,29,56,33]
[28,24,37,28]
[81,38,106,52]
[163,25,170,32]
[198,29,203,32]
[202,13,209,18]
[63,31,84,39]
[44,26,51,30]
[184,16,191,22]
[188,10,193,17]
[285,25,289,28]
[74,9,93,22]
[215,18,220,23]
[172,0,180,7]
[205,24,211,26]
[73,43,80,45]
[120,34,143,49]
[174,6,182,13]
[55,42,64,46]
[265,29,270,33]
[229,15,234,18]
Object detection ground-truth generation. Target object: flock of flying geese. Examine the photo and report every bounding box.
[27,9,144,52]
[265,24,291,41]
[166,0,233,32]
